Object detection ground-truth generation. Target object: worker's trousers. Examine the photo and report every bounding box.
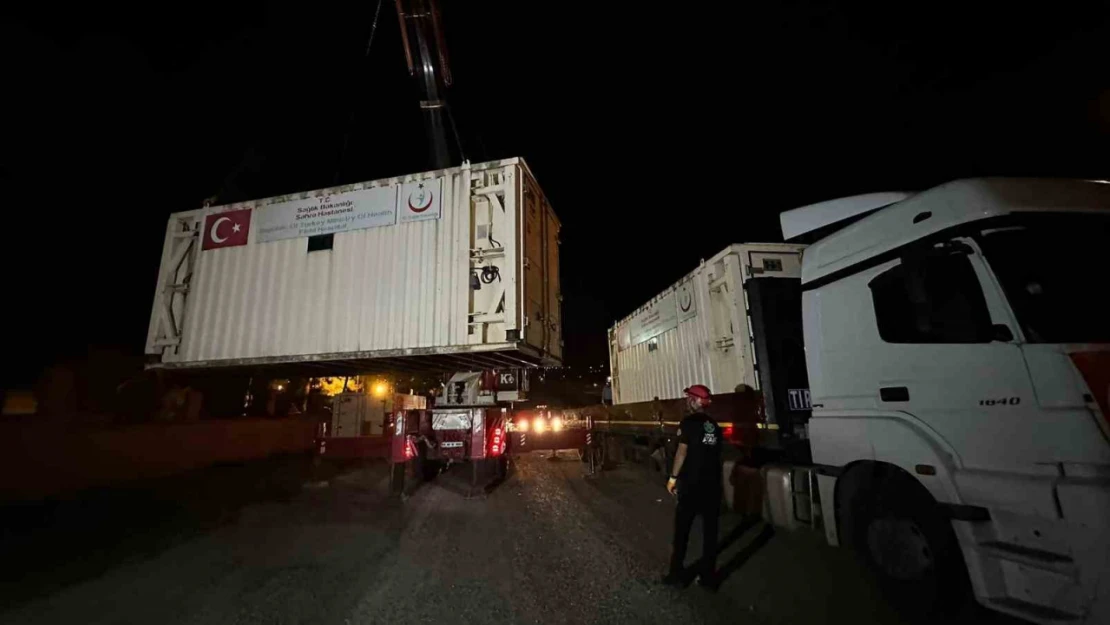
[669,486,720,578]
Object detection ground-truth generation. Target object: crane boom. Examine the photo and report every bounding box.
[394,0,461,169]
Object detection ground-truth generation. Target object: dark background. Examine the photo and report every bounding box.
[3,2,1108,386]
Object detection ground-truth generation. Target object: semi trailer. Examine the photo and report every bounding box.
[598,178,1110,624]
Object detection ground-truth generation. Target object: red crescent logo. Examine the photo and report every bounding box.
[679,289,692,312]
[408,189,434,213]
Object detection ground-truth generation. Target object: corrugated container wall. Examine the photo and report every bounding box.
[146,158,561,370]
[608,244,804,405]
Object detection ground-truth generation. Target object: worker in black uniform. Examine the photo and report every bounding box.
[661,384,723,589]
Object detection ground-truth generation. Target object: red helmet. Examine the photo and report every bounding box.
[684,384,712,403]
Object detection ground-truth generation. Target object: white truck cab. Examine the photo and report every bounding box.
[780,179,1110,623]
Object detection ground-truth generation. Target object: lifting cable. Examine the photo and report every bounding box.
[333,0,386,184]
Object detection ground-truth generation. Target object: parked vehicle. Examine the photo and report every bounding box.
[509,407,589,456]
[599,178,1110,624]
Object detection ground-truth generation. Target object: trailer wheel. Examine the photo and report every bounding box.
[848,468,968,615]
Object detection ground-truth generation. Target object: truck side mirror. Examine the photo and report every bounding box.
[991,324,1014,342]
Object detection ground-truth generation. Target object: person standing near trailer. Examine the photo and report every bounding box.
[662,384,723,589]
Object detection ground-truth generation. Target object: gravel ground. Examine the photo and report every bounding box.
[1,452,1019,625]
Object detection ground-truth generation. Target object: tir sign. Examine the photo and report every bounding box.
[788,389,812,411]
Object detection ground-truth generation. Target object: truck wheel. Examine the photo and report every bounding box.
[849,469,968,616]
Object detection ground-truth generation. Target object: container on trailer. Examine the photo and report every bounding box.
[393,394,428,411]
[330,392,365,438]
[330,392,395,438]
[145,158,561,371]
[608,243,804,406]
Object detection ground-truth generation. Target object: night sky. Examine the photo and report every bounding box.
[3,2,1108,386]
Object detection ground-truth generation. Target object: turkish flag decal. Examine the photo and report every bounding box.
[202,209,252,250]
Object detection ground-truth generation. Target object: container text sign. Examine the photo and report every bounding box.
[254,186,399,244]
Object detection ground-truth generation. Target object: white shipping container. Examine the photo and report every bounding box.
[331,392,424,438]
[330,393,369,438]
[146,158,561,370]
[608,243,804,405]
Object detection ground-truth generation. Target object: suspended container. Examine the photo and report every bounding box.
[146,158,561,372]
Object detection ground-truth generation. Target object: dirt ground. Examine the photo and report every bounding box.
[1,452,1021,624]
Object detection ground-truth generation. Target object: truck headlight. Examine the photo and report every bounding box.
[552,417,563,432]
[534,419,546,434]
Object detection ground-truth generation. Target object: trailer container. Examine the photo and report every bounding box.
[145,158,561,372]
[329,391,425,438]
[596,243,811,476]
[608,243,805,406]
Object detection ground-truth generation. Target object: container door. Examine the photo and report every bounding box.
[706,253,749,393]
[332,394,360,438]
[607,328,621,403]
[544,205,562,360]
[522,178,547,351]
[147,214,202,360]
[365,395,385,436]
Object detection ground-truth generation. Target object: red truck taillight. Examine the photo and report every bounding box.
[490,426,504,457]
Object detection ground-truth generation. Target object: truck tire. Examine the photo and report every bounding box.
[848,468,968,616]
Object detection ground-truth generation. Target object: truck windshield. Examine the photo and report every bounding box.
[432,412,473,430]
[977,213,1110,344]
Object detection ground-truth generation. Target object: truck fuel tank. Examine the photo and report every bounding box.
[762,465,821,532]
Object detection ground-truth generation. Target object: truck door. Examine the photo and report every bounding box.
[974,216,1110,465]
[860,238,1038,471]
